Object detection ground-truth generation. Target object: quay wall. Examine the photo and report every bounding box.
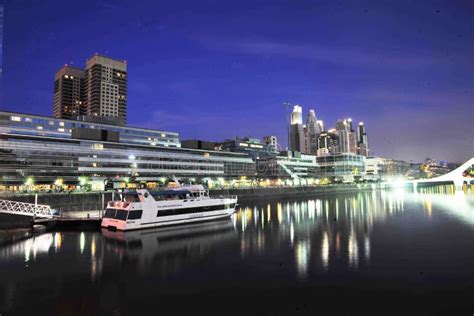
[0,184,378,213]
[210,184,378,201]
[0,192,113,214]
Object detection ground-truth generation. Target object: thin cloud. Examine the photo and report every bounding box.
[196,36,449,68]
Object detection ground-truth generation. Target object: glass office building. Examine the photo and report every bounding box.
[1,111,180,147]
[316,153,366,180]
[0,111,255,191]
[257,152,319,179]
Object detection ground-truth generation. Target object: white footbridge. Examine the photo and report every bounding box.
[412,158,474,190]
[0,199,54,218]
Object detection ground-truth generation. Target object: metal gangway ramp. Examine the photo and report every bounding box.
[0,199,54,218]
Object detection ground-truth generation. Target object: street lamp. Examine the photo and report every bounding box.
[79,176,89,186]
[24,176,35,190]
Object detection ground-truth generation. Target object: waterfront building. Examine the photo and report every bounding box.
[53,66,86,120]
[385,159,410,177]
[316,131,340,156]
[419,158,450,178]
[84,54,127,125]
[289,105,305,152]
[316,153,366,182]
[263,135,278,153]
[356,122,369,156]
[305,109,319,155]
[181,139,217,151]
[365,156,410,180]
[1,111,179,147]
[219,137,274,160]
[257,151,319,182]
[365,157,386,179]
[0,111,255,191]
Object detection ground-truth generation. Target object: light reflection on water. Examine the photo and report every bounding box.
[0,188,473,313]
[233,188,473,277]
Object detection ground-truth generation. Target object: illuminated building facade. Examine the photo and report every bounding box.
[316,153,366,180]
[316,132,340,156]
[0,111,255,191]
[263,135,278,153]
[335,118,357,154]
[53,66,86,119]
[289,105,305,152]
[356,122,369,156]
[52,54,127,125]
[219,137,273,160]
[257,151,319,179]
[85,55,127,125]
[305,109,319,155]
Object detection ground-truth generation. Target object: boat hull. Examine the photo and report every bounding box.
[101,208,236,231]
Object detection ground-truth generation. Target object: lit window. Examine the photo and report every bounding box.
[58,128,65,132]
[59,122,64,127]
[10,116,21,122]
[49,121,54,126]
[37,126,43,130]
[25,118,32,123]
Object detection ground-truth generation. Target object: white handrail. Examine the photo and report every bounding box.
[0,199,53,218]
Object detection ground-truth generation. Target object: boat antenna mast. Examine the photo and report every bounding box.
[171,175,181,187]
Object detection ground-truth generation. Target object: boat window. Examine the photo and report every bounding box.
[115,210,128,220]
[128,210,143,220]
[104,209,116,218]
[123,194,140,203]
[156,203,236,217]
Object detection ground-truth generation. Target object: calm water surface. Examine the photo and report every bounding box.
[1,190,473,315]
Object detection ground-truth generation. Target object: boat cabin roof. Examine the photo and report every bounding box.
[149,189,191,196]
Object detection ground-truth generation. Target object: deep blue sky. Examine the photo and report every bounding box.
[1,0,473,162]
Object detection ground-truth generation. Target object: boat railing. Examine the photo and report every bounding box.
[212,194,238,200]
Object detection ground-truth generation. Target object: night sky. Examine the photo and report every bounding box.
[1,0,473,162]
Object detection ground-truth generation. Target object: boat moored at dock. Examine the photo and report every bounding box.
[101,185,237,231]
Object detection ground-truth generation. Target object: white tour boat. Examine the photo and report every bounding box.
[101,185,238,231]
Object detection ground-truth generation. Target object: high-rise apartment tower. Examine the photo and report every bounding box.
[85,55,127,125]
[53,66,86,120]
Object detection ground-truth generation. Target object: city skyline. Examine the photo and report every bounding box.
[1,0,473,162]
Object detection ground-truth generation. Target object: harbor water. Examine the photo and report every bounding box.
[0,189,473,314]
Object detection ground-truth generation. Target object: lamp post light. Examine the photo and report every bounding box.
[24,176,35,192]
